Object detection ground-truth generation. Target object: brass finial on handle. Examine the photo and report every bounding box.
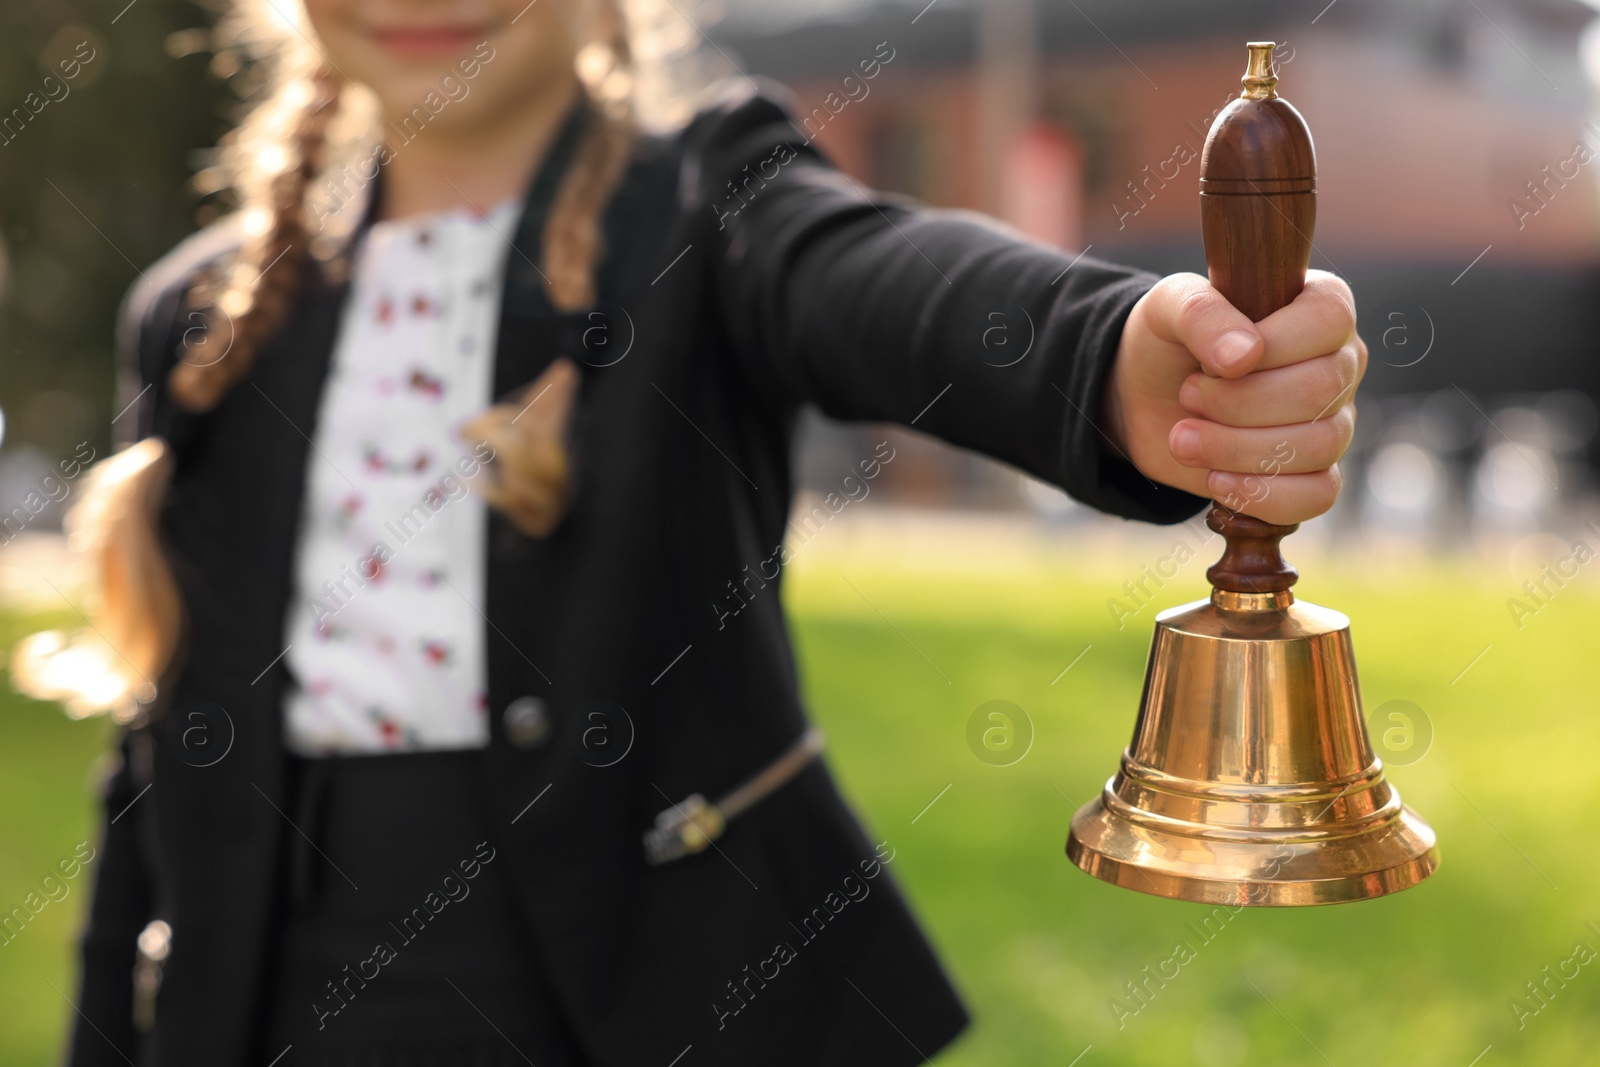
[1241,41,1279,99]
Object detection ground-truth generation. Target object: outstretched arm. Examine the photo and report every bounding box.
[701,89,1361,526]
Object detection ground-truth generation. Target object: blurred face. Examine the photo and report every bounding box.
[300,0,597,131]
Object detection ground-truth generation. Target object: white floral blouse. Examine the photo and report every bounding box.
[282,199,518,754]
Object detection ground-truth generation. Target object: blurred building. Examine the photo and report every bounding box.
[708,0,1600,547]
[2,0,1596,554]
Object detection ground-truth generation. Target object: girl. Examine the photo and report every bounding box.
[27,0,1365,1063]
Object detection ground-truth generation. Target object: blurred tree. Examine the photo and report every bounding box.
[0,0,228,456]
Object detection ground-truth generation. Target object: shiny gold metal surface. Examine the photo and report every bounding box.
[1241,41,1280,100]
[1065,510,1440,905]
[1065,42,1440,906]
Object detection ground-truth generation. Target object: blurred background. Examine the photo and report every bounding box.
[3,0,1600,1064]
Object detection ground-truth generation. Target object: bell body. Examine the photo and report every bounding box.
[1066,588,1439,906]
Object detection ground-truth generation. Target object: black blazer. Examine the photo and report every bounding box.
[71,81,1205,1066]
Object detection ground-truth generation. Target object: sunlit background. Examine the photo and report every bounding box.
[3,0,1599,1064]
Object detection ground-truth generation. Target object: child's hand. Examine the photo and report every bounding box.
[1106,270,1365,525]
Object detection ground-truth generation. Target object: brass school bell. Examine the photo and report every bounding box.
[1065,43,1439,906]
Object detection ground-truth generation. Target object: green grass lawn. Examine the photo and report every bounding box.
[0,608,122,1065]
[3,539,1598,1065]
[785,535,1600,1067]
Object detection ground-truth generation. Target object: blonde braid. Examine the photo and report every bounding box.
[169,65,344,412]
[544,0,638,312]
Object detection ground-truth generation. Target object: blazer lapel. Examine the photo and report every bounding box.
[493,98,594,395]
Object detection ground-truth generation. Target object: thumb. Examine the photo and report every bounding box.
[1146,273,1264,380]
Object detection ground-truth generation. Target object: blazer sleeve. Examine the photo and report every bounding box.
[694,84,1208,525]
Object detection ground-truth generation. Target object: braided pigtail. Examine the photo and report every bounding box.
[169,65,344,412]
[468,3,640,535]
[10,439,181,722]
[10,52,351,719]
[543,0,639,311]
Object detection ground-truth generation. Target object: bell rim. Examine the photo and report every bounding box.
[1066,796,1440,907]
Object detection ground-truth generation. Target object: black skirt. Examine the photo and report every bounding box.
[258,748,588,1067]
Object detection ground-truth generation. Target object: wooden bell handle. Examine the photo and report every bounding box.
[1199,42,1317,595]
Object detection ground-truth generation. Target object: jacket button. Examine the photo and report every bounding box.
[503,697,551,749]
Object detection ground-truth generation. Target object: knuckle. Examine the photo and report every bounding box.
[1175,283,1222,331]
[1351,335,1369,379]
[1308,469,1341,512]
[1306,277,1357,339]
[1159,271,1208,299]
[1319,358,1351,404]
[1314,471,1342,514]
[1319,295,1356,340]
[1333,342,1360,380]
[1332,405,1357,447]
[1308,271,1356,308]
[1309,411,1353,464]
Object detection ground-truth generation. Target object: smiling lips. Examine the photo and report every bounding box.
[369,26,487,58]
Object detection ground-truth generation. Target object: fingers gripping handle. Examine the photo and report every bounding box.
[1199,42,1318,593]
